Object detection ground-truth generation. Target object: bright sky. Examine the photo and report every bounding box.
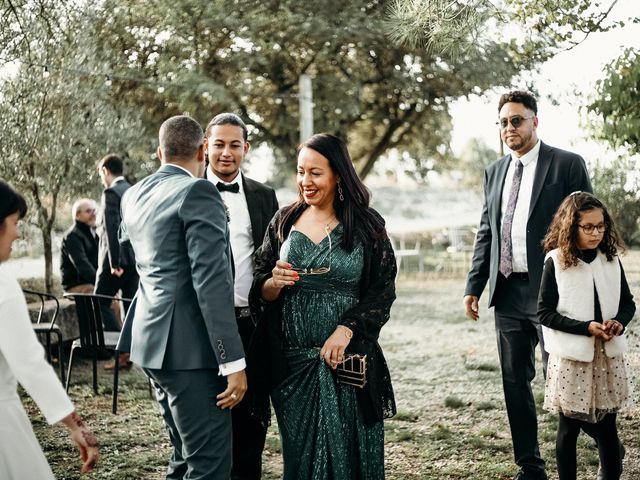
[450,0,640,167]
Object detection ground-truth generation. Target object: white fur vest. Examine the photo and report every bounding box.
[542,249,627,362]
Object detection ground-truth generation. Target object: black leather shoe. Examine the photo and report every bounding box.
[513,469,548,480]
[596,443,625,480]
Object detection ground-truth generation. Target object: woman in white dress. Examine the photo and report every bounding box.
[0,179,99,479]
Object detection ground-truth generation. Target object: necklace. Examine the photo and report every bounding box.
[310,208,336,226]
[310,210,336,230]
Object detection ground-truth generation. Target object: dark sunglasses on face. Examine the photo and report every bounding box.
[497,115,534,129]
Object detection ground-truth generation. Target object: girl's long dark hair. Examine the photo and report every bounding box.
[277,133,385,250]
[543,191,623,269]
[0,179,27,225]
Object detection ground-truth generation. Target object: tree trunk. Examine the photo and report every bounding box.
[41,227,54,293]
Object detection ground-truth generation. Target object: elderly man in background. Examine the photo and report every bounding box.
[60,199,99,294]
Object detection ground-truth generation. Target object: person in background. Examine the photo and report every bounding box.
[463,90,592,480]
[538,192,634,480]
[95,154,138,369]
[60,198,99,294]
[0,179,99,479]
[250,133,396,479]
[203,112,279,480]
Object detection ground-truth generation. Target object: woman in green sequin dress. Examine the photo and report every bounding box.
[250,134,397,480]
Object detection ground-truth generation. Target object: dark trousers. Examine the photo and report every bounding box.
[556,413,622,480]
[494,273,548,476]
[145,368,232,480]
[95,266,138,331]
[231,309,268,480]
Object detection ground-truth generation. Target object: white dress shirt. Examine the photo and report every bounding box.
[207,168,254,308]
[500,140,541,273]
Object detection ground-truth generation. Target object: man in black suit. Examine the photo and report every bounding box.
[463,91,592,480]
[204,113,279,480]
[95,154,139,368]
[60,198,99,293]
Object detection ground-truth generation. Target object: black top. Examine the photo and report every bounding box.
[248,206,397,426]
[60,221,99,290]
[537,249,635,336]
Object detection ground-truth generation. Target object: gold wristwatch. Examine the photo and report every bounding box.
[338,325,353,339]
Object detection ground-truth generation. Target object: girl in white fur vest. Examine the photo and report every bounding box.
[538,192,635,480]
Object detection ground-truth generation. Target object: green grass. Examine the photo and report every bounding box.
[444,395,466,409]
[25,254,640,479]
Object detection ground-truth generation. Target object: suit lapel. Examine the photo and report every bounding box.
[242,176,263,251]
[492,155,511,228]
[528,142,552,220]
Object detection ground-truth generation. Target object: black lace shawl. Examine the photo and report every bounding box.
[247,206,397,426]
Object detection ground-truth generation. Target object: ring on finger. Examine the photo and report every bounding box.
[231,393,238,400]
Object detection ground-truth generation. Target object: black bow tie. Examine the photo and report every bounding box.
[216,182,239,193]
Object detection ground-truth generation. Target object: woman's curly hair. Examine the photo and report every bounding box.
[542,191,624,269]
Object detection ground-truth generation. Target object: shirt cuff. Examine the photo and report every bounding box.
[218,358,246,376]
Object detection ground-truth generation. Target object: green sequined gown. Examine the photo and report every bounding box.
[271,225,385,480]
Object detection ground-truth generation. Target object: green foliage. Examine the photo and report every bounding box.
[587,48,640,156]
[0,0,143,291]
[387,0,623,59]
[456,138,500,192]
[591,157,640,246]
[505,0,623,48]
[92,0,544,184]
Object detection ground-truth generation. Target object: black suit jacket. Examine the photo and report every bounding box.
[241,175,279,252]
[97,178,136,276]
[60,221,99,290]
[465,142,592,307]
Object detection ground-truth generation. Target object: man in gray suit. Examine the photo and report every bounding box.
[118,115,247,479]
[464,91,592,480]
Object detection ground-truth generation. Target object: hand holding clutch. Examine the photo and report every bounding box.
[336,354,367,388]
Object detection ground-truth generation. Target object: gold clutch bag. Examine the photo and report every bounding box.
[336,354,367,388]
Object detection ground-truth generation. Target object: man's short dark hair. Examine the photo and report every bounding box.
[498,90,538,115]
[159,115,204,160]
[205,113,248,141]
[98,154,124,175]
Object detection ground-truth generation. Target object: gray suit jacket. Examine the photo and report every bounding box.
[464,142,592,307]
[116,164,243,370]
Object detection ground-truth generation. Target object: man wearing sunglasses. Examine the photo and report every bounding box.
[464,91,592,480]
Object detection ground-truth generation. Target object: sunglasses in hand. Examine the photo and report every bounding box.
[290,225,332,275]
